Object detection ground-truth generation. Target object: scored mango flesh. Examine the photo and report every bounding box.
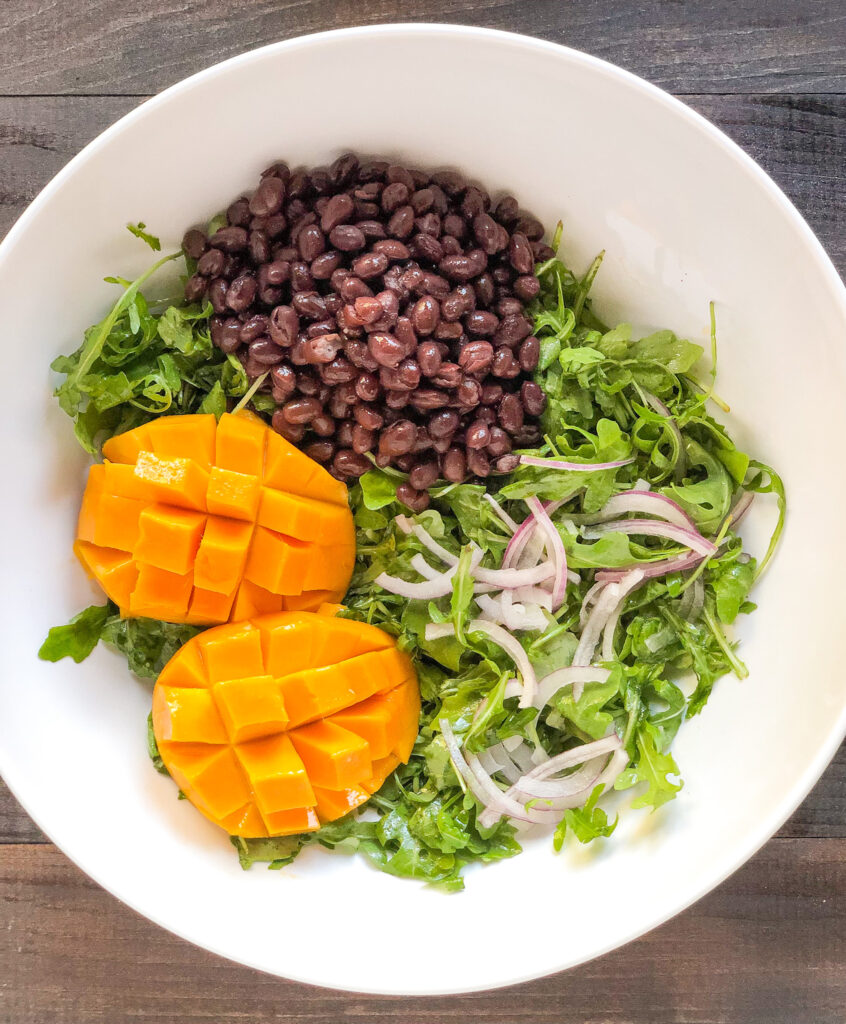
[152,612,420,836]
[75,412,355,625]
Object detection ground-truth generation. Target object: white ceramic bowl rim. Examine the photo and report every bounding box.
[1,24,844,995]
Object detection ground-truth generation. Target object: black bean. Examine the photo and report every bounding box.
[272,411,305,442]
[518,335,540,372]
[514,216,544,241]
[409,233,444,264]
[487,425,512,457]
[368,333,406,368]
[268,305,299,346]
[508,232,534,275]
[238,314,269,342]
[197,248,225,277]
[465,310,499,337]
[208,277,228,313]
[410,388,450,411]
[465,420,491,449]
[407,460,438,491]
[384,391,409,410]
[321,194,355,232]
[333,449,371,478]
[473,213,504,255]
[443,213,467,240]
[352,252,389,279]
[474,272,495,306]
[271,364,296,401]
[358,160,389,183]
[428,409,460,438]
[301,333,340,364]
[417,340,443,377]
[462,187,489,219]
[494,314,533,347]
[355,404,384,430]
[532,242,556,261]
[210,225,248,252]
[330,224,367,251]
[466,448,491,477]
[226,198,251,227]
[498,393,525,434]
[410,296,440,336]
[281,397,322,424]
[491,347,521,378]
[480,382,503,406]
[297,224,326,262]
[304,440,334,463]
[184,274,206,303]
[330,152,359,187]
[226,275,256,312]
[182,228,208,260]
[396,482,430,512]
[379,419,417,457]
[248,337,286,365]
[350,424,374,454]
[459,340,494,375]
[386,164,415,190]
[514,274,540,301]
[248,229,270,264]
[442,446,467,482]
[265,213,287,239]
[381,182,410,213]
[290,262,315,293]
[455,377,482,410]
[250,176,285,217]
[387,205,415,240]
[497,297,523,317]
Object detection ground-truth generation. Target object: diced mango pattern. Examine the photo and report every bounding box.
[76,412,355,624]
[153,611,420,838]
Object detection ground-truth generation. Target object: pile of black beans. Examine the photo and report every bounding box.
[182,153,551,511]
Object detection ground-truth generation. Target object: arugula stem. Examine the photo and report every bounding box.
[66,252,182,388]
[231,372,269,415]
[703,604,749,679]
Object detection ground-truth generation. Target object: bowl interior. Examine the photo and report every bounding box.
[0,25,844,995]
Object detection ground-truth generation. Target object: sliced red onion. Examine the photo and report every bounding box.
[502,510,538,570]
[582,519,716,558]
[597,550,703,584]
[476,594,548,632]
[573,571,643,690]
[427,619,538,707]
[479,734,623,826]
[579,580,606,628]
[525,496,569,609]
[476,561,555,588]
[728,489,755,527]
[409,553,441,581]
[543,492,581,517]
[535,666,612,708]
[408,520,553,589]
[483,492,518,533]
[523,734,622,781]
[509,760,604,802]
[601,569,645,662]
[513,585,553,610]
[477,745,524,784]
[678,575,705,622]
[375,564,459,600]
[584,490,696,531]
[519,454,636,472]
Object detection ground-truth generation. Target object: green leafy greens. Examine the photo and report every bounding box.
[43,230,784,890]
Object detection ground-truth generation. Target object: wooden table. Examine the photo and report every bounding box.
[1,3,844,1021]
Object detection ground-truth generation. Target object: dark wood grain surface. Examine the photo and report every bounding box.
[1,3,844,1021]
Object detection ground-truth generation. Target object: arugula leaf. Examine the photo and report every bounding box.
[38,604,111,664]
[127,222,162,251]
[553,785,618,849]
[615,724,682,810]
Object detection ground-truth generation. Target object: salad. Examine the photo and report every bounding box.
[40,159,784,891]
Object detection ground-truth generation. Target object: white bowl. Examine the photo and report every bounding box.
[0,24,844,996]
